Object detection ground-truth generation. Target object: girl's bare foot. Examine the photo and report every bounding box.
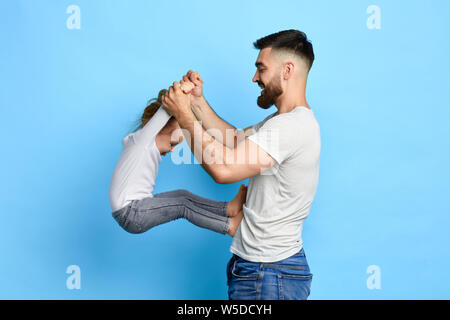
[227,184,248,217]
[227,209,244,237]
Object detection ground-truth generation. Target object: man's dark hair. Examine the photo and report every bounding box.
[253,29,314,71]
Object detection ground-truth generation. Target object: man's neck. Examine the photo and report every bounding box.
[274,81,310,114]
[275,96,310,115]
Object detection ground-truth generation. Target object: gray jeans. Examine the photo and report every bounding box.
[112,189,230,235]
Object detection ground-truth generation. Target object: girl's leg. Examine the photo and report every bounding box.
[153,185,247,218]
[114,195,230,235]
[153,189,228,217]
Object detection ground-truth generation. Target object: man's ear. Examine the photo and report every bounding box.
[283,62,295,80]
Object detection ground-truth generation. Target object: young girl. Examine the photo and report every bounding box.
[109,89,246,236]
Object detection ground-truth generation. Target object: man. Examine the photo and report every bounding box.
[162,29,321,300]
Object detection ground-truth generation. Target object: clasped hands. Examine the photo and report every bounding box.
[161,70,203,118]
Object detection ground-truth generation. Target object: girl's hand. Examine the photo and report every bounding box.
[180,80,195,94]
[161,81,191,119]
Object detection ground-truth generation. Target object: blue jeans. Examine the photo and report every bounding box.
[226,248,313,300]
[112,189,230,235]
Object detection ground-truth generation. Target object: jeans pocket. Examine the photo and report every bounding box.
[228,256,260,300]
[231,258,260,280]
[277,271,313,300]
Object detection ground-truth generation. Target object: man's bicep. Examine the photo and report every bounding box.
[232,125,255,148]
[218,138,276,183]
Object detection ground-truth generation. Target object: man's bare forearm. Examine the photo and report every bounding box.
[190,96,244,149]
[176,108,232,183]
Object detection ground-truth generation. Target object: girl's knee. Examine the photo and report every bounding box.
[177,189,193,198]
[154,189,191,199]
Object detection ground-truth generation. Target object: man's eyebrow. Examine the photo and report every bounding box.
[255,62,265,68]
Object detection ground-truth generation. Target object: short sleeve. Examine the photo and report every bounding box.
[247,114,299,164]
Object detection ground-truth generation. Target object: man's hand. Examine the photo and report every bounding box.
[182,70,203,101]
[161,81,191,119]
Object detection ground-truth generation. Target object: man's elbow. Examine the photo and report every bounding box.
[211,167,235,184]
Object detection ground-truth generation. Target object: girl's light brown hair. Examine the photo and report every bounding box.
[132,89,169,133]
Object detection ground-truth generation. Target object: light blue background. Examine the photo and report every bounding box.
[1,0,449,299]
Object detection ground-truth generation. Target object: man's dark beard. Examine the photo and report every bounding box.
[257,76,283,109]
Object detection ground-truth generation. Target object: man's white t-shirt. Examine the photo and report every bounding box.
[109,107,171,213]
[230,106,321,263]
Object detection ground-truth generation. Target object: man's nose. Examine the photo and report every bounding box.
[252,71,259,83]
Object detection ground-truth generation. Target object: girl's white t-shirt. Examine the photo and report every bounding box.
[109,107,171,212]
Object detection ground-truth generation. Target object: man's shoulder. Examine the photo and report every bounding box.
[248,111,277,133]
[259,111,278,124]
[274,107,317,126]
[252,107,314,132]
[261,109,300,127]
